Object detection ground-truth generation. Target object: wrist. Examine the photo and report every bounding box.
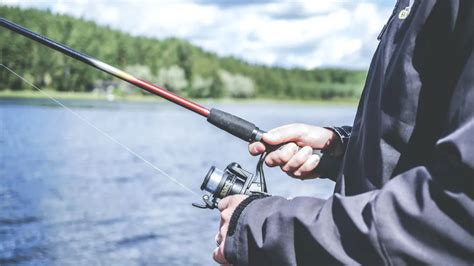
[323,126,351,157]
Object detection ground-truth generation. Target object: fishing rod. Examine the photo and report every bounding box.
[0,17,306,209]
[0,17,264,144]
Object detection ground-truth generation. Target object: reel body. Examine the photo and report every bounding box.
[193,156,268,209]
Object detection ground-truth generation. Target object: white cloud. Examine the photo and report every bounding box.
[2,0,393,69]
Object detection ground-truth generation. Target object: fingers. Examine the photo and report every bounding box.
[263,124,307,145]
[213,243,227,264]
[294,154,320,178]
[217,194,247,212]
[217,196,230,212]
[214,195,248,265]
[216,222,228,246]
[214,213,231,264]
[261,124,338,150]
[214,212,230,264]
[264,145,321,179]
[219,209,232,228]
[282,146,313,173]
[218,195,248,230]
[219,224,228,243]
[248,141,266,156]
[265,143,299,167]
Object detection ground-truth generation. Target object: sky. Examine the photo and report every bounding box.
[1,0,396,69]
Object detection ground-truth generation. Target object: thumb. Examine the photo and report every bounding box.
[263,124,305,145]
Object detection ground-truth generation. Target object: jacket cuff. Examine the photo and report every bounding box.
[227,194,269,236]
[323,125,352,157]
[315,126,352,181]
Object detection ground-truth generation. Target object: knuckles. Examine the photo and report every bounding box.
[213,248,223,264]
[290,156,306,167]
[264,157,275,167]
[282,146,313,172]
[219,225,228,237]
[266,143,299,167]
[279,149,295,163]
[220,210,231,222]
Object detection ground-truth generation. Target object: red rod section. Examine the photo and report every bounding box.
[132,79,210,117]
[0,17,210,118]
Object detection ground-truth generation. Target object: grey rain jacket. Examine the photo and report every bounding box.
[223,0,474,265]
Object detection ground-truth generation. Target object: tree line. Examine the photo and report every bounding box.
[0,6,367,100]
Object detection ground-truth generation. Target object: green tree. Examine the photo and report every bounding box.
[0,5,367,100]
[157,65,188,93]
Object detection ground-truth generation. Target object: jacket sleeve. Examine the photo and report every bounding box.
[224,11,474,266]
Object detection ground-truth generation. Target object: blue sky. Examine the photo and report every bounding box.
[2,0,396,69]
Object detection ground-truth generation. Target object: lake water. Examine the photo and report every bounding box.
[0,98,356,265]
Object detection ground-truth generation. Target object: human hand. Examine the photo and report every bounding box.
[213,194,248,265]
[248,124,337,179]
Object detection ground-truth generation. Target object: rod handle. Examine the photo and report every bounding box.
[206,108,287,150]
[207,108,264,143]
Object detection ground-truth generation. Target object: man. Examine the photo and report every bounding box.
[214,0,473,265]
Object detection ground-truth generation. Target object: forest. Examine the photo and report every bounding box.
[0,6,368,100]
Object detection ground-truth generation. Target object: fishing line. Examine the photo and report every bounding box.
[1,64,199,197]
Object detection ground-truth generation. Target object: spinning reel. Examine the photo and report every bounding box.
[193,153,268,209]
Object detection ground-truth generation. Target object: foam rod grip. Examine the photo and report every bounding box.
[207,108,262,142]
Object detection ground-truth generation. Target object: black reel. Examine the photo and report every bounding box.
[193,154,268,209]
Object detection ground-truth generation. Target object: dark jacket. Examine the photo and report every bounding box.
[224,0,474,265]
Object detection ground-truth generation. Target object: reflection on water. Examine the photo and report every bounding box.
[0,99,356,265]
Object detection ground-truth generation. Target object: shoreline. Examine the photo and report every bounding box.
[0,89,359,106]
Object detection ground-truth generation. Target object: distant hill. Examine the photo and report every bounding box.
[0,6,367,99]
